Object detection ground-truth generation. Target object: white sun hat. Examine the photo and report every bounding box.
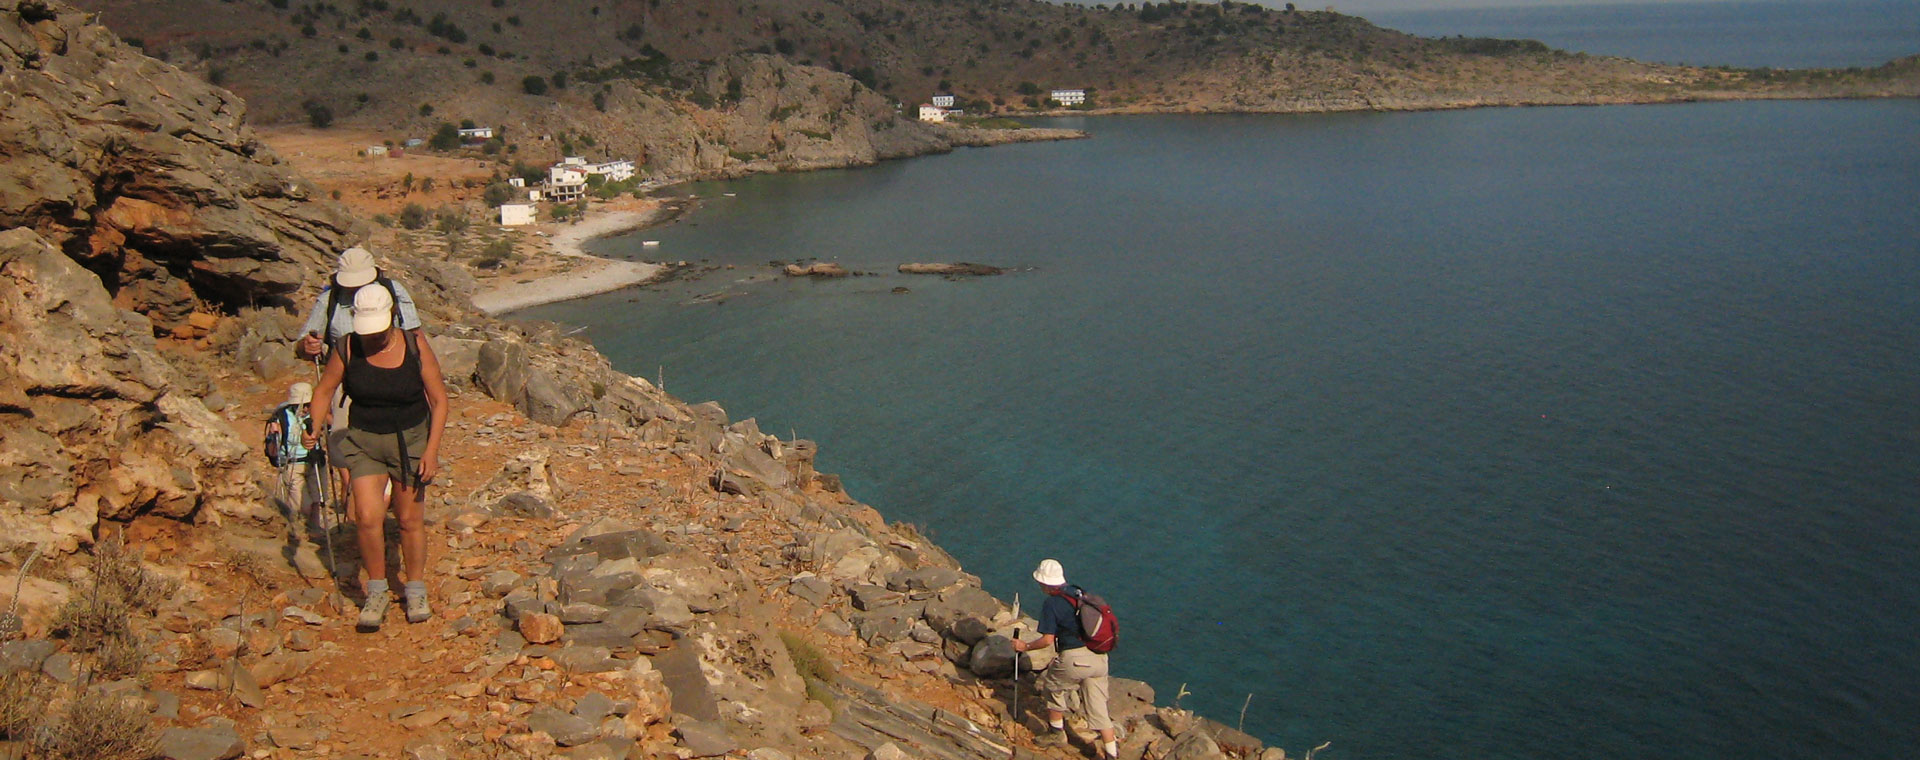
[335,246,378,288]
[1032,558,1066,587]
[351,284,395,335]
[286,382,314,405]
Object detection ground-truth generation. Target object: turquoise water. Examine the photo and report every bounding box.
[1369,0,1920,69]
[524,100,1920,759]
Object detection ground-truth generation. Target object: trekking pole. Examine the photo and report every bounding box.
[1011,625,1022,731]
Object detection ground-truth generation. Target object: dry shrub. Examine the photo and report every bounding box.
[221,549,275,590]
[91,537,176,613]
[51,588,131,653]
[0,671,49,740]
[34,690,158,760]
[95,634,146,681]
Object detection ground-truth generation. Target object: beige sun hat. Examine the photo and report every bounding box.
[1032,558,1066,587]
[335,246,378,288]
[286,382,313,405]
[351,284,395,335]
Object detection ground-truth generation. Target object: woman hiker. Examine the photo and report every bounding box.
[305,284,449,631]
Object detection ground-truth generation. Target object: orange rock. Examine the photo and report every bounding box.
[518,611,563,644]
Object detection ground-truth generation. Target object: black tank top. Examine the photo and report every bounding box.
[342,331,429,433]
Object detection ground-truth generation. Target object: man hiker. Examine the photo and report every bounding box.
[295,246,424,362]
[1012,558,1117,759]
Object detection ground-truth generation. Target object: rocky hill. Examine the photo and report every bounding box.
[69,0,1920,182]
[1,3,1281,759]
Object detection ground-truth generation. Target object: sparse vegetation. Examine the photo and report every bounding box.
[35,690,159,760]
[399,203,431,230]
[780,631,837,711]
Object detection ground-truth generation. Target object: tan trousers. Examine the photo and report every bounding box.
[1039,646,1112,731]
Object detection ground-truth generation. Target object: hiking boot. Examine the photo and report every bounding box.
[405,591,432,624]
[1039,729,1069,747]
[357,591,390,632]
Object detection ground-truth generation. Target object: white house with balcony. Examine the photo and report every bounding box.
[498,203,536,226]
[458,126,495,141]
[931,94,956,108]
[546,165,587,202]
[917,104,948,123]
[1050,88,1086,106]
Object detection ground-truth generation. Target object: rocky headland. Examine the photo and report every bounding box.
[1,3,1289,759]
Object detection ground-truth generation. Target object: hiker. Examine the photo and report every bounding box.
[263,382,327,533]
[293,246,425,534]
[304,285,449,631]
[294,246,424,362]
[1012,559,1117,760]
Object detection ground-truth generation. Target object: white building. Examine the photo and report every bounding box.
[366,145,389,157]
[917,104,948,123]
[458,126,495,141]
[1050,88,1086,106]
[931,94,956,108]
[585,160,636,183]
[498,203,536,226]
[507,177,525,188]
[546,165,587,202]
[560,156,587,167]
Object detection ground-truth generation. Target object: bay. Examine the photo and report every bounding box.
[524,101,1920,759]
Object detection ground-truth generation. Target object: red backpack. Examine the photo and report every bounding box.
[1068,587,1119,654]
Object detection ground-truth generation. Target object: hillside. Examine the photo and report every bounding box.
[75,0,1920,179]
[1,3,1282,759]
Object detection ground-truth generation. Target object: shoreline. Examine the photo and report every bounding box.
[470,208,672,315]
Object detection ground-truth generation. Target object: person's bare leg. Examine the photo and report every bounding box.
[350,474,391,582]
[391,483,426,583]
[393,482,432,622]
[350,473,395,630]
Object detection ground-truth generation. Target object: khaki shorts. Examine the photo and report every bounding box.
[334,421,430,485]
[1039,646,1112,731]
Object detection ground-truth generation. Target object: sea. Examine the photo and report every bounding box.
[519,3,1920,758]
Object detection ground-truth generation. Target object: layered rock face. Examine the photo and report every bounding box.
[0,0,357,333]
[0,229,257,555]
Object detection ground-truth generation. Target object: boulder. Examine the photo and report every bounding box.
[968,635,1017,679]
[158,718,245,760]
[673,720,737,757]
[467,449,569,516]
[528,706,601,747]
[924,587,1002,634]
[519,612,564,644]
[1167,729,1232,760]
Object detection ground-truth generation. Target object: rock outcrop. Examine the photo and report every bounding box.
[0,0,357,333]
[899,262,1006,276]
[0,228,259,557]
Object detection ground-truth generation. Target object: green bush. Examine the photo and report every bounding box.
[399,203,430,229]
[428,122,460,151]
[522,75,548,95]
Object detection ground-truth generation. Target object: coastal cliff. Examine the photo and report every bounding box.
[0,3,1281,758]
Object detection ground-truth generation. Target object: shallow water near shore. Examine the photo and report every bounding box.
[524,100,1920,758]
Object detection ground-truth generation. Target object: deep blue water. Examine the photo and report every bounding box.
[523,100,1920,759]
[1368,0,1920,69]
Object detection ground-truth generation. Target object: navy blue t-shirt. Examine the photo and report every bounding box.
[1038,587,1085,651]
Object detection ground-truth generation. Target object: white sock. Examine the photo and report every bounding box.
[1105,741,1119,757]
[1050,719,1065,731]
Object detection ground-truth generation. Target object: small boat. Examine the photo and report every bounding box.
[643,240,661,247]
